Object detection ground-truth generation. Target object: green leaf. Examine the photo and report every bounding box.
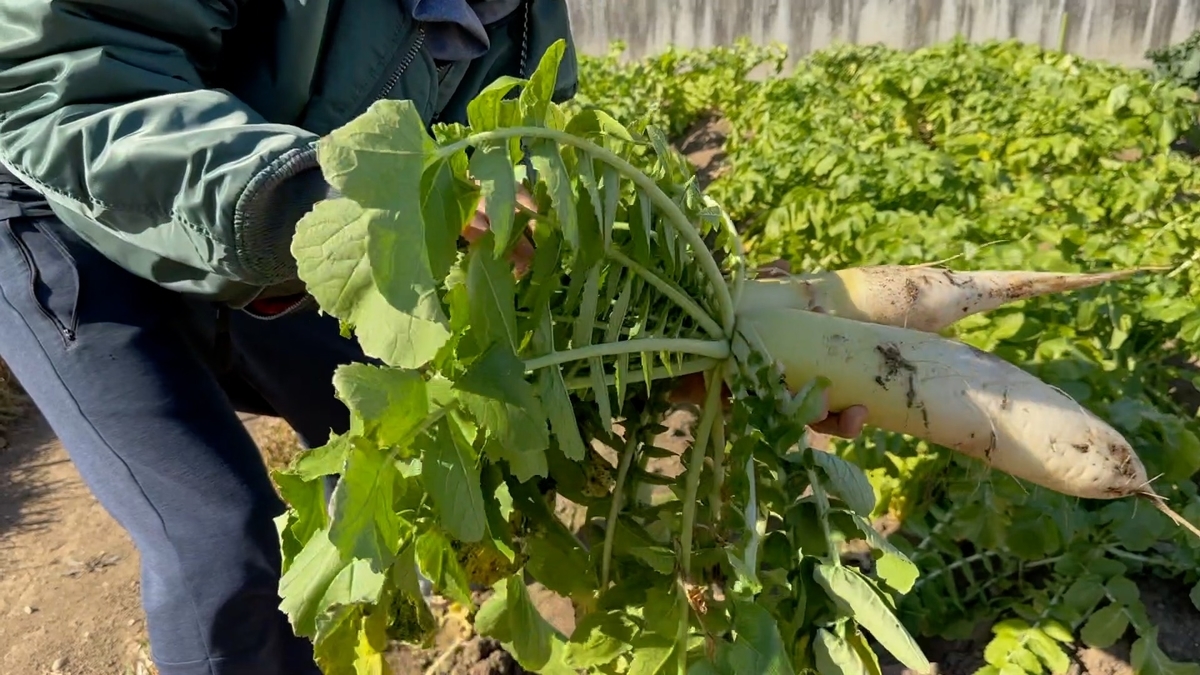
[274,471,329,566]
[289,434,351,480]
[1106,576,1141,606]
[1026,628,1072,675]
[1131,629,1200,675]
[811,624,868,672]
[1162,428,1200,482]
[317,98,431,209]
[845,512,918,594]
[533,307,588,461]
[421,153,478,281]
[1190,582,1200,612]
[366,198,447,330]
[475,575,556,671]
[563,610,636,668]
[421,413,487,542]
[454,342,550,470]
[328,441,402,568]
[321,557,387,609]
[813,563,930,672]
[470,143,519,259]
[627,635,676,675]
[467,76,525,132]
[279,528,349,638]
[523,524,597,599]
[1063,577,1107,616]
[521,39,568,126]
[293,198,449,368]
[722,600,797,675]
[466,233,520,352]
[1080,603,1129,648]
[332,364,430,447]
[529,138,578,250]
[415,528,473,607]
[812,451,876,516]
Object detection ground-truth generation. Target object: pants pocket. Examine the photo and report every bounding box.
[3,215,81,346]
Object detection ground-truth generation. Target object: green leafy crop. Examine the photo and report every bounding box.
[569,37,1200,675]
[276,41,934,675]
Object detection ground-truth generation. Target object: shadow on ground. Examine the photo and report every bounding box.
[0,403,61,549]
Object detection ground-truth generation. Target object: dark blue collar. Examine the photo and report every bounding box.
[399,0,524,61]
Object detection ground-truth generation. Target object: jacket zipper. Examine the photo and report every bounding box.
[376,25,427,102]
[242,26,429,321]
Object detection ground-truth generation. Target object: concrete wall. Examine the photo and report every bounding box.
[565,0,1200,69]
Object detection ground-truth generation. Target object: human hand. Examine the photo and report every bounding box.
[667,258,870,439]
[460,185,537,276]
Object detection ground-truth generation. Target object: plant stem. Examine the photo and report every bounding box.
[437,127,737,336]
[709,412,727,521]
[601,423,642,587]
[808,468,840,566]
[606,248,724,338]
[680,369,724,578]
[523,338,729,372]
[562,358,719,390]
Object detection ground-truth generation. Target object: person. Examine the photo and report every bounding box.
[0,1,869,674]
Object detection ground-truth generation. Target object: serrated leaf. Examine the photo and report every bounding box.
[984,635,1019,666]
[627,635,676,675]
[293,198,449,368]
[563,610,636,668]
[1026,628,1072,674]
[321,557,387,610]
[279,528,349,638]
[455,342,550,465]
[420,414,487,542]
[466,75,525,132]
[1080,603,1129,648]
[332,364,429,447]
[318,98,431,209]
[327,440,401,569]
[415,528,472,607]
[274,471,329,567]
[813,563,930,672]
[290,434,352,480]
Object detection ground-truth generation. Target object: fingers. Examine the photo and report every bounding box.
[810,405,869,439]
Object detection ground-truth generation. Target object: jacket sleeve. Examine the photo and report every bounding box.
[0,0,332,289]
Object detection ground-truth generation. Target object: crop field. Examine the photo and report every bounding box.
[4,32,1200,675]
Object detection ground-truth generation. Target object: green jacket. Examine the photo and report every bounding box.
[0,0,578,309]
